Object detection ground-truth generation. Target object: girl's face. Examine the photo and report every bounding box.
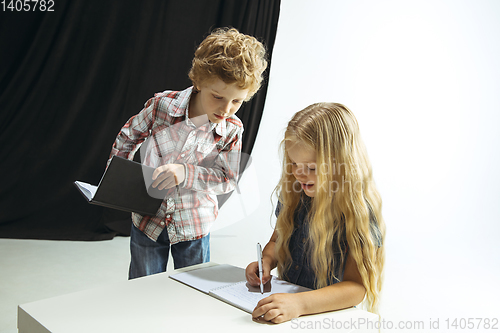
[286,141,317,197]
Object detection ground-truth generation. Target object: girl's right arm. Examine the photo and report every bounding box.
[245,230,278,286]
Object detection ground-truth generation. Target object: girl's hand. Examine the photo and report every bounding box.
[245,260,271,287]
[252,293,304,323]
[152,164,185,190]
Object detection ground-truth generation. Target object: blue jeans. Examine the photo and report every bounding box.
[128,223,210,279]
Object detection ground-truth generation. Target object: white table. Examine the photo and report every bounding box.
[18,263,378,332]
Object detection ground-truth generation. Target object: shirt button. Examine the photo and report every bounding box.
[160,222,165,226]
[180,153,186,157]
[302,238,306,243]
[295,265,299,270]
[166,214,171,218]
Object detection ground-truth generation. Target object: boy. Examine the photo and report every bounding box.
[108,28,267,279]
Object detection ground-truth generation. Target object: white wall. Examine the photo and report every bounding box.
[213,0,500,329]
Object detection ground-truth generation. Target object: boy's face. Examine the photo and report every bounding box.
[193,78,249,124]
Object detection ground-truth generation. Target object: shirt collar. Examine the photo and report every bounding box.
[166,86,193,118]
[213,117,226,137]
[168,86,227,136]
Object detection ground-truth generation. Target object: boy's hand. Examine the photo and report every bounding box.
[152,164,186,190]
[245,260,271,287]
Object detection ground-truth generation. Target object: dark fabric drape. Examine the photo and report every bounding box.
[0,0,280,240]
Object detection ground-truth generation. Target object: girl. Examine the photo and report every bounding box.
[246,102,385,323]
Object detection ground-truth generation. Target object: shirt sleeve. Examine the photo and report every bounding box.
[180,128,242,195]
[108,97,157,166]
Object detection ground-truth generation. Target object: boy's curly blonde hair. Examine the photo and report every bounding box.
[188,27,268,101]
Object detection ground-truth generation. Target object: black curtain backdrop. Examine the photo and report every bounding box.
[0,0,280,240]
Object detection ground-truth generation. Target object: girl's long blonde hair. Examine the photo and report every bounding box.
[274,102,385,313]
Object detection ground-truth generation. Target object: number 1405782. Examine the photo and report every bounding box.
[2,0,54,11]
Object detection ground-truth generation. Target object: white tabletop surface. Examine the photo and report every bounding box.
[18,263,378,333]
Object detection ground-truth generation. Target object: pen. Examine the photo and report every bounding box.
[257,242,264,294]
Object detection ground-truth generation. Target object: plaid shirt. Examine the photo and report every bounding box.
[109,86,243,243]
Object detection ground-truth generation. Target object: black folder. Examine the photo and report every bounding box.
[74,156,169,216]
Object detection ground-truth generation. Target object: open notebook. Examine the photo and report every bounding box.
[169,264,311,314]
[74,156,169,216]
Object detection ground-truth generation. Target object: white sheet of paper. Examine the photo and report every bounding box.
[169,264,246,294]
[74,181,97,200]
[210,276,311,313]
